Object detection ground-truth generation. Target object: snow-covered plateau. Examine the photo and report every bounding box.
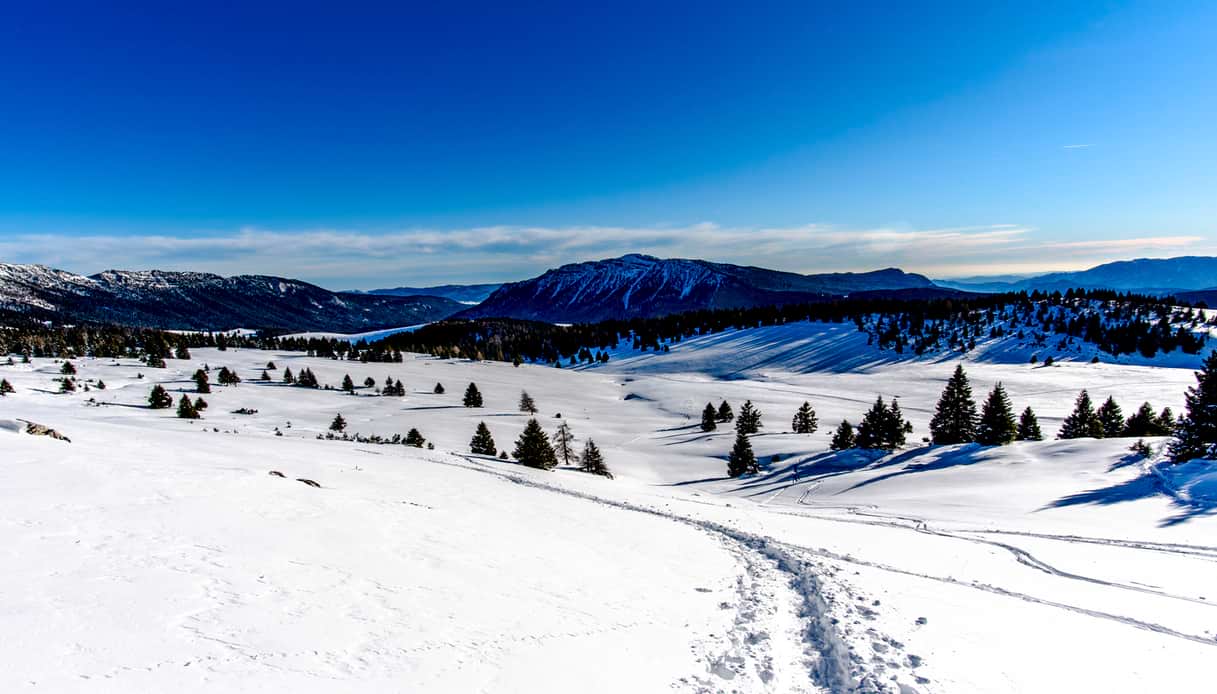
[3,324,1216,692]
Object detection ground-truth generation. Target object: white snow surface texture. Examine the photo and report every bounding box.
[3,321,1217,693]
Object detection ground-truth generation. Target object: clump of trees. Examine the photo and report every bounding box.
[148,384,173,409]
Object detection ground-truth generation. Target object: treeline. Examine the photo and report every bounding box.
[374,289,1207,366]
[0,321,267,361]
[2,287,1208,366]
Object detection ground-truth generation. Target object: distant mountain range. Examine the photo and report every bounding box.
[7,253,1214,333]
[457,253,940,322]
[355,283,502,304]
[0,264,463,332]
[935,256,1217,295]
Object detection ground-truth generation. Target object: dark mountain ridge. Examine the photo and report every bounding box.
[0,263,463,332]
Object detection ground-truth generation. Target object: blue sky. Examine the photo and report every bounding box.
[0,1,1213,288]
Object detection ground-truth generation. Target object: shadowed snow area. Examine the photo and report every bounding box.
[3,322,1217,692]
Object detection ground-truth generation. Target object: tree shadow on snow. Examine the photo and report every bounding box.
[843,445,986,492]
[1041,472,1217,527]
[1044,474,1161,510]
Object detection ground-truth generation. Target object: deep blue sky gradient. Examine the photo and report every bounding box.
[0,1,1213,285]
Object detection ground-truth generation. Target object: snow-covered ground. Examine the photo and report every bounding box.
[3,325,1217,692]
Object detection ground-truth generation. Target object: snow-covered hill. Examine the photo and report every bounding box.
[3,339,1216,692]
[0,263,463,331]
[460,253,939,322]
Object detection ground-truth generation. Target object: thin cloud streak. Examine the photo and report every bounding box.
[0,224,1208,289]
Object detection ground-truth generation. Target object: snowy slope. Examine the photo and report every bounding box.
[3,340,1216,692]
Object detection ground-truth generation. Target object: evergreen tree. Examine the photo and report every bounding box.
[193,369,211,393]
[1057,390,1104,439]
[736,400,763,434]
[61,360,76,375]
[266,361,276,370]
[217,367,240,385]
[579,439,612,478]
[1169,351,1217,463]
[513,418,558,469]
[791,401,818,434]
[975,382,1016,445]
[1157,407,1177,431]
[1016,406,1043,441]
[194,396,208,411]
[329,413,347,432]
[176,394,199,419]
[434,382,445,394]
[830,420,856,451]
[716,401,734,423]
[929,364,978,444]
[856,396,912,451]
[282,367,295,384]
[175,344,191,360]
[553,421,578,466]
[363,376,376,389]
[95,380,105,390]
[341,374,355,393]
[260,370,271,382]
[295,368,319,388]
[1123,402,1170,437]
[700,402,718,432]
[59,377,75,393]
[519,390,538,414]
[0,378,13,395]
[1096,396,1125,438]
[148,384,173,409]
[405,428,425,447]
[462,382,482,407]
[470,422,497,455]
[727,429,759,477]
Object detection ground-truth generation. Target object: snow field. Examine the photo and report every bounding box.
[3,323,1217,692]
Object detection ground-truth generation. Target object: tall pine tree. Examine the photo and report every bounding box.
[929,364,977,444]
[716,401,734,423]
[1057,390,1104,439]
[463,382,483,407]
[1096,396,1125,438]
[975,382,1016,445]
[519,391,537,414]
[700,403,718,432]
[791,401,818,434]
[1016,407,1043,441]
[470,422,497,455]
[830,420,856,451]
[1169,351,1217,463]
[513,418,558,469]
[579,439,612,478]
[553,421,578,466]
[727,429,758,477]
[736,400,763,434]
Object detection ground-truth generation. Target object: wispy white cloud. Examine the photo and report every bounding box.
[0,223,1207,288]
[1062,143,1094,149]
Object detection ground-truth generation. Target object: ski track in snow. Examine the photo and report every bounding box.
[443,452,930,693]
